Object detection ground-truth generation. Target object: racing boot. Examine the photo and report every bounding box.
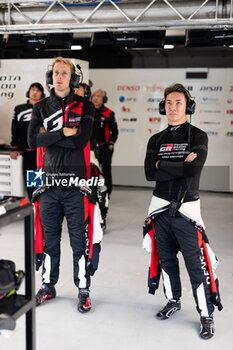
[200,315,214,339]
[156,299,181,320]
[36,283,56,306]
[77,288,91,313]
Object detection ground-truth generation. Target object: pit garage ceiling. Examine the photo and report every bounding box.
[0,0,233,35]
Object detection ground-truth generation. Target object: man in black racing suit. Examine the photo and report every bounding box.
[28,57,101,313]
[144,83,222,339]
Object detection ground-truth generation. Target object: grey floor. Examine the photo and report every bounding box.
[0,188,233,350]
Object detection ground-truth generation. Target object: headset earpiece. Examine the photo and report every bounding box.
[186,99,196,114]
[84,84,91,100]
[70,64,81,89]
[103,91,108,104]
[159,100,166,115]
[46,70,53,86]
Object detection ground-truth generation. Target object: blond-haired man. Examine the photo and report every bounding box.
[28,57,100,313]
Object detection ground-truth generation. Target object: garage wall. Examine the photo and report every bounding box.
[90,68,233,192]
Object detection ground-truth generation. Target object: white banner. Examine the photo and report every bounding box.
[90,68,233,191]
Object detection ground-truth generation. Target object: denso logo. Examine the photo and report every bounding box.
[230,86,233,92]
[231,121,233,125]
[117,85,140,91]
[200,86,222,92]
[227,99,233,104]
[226,110,233,114]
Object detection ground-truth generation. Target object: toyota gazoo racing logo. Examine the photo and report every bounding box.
[160,144,174,152]
[159,143,189,152]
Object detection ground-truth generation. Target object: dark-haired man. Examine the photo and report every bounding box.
[144,83,222,339]
[75,83,92,100]
[10,82,45,201]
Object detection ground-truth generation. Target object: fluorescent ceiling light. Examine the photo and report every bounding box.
[164,44,174,49]
[71,45,82,50]
[228,45,233,48]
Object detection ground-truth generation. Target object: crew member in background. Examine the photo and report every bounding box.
[74,83,92,101]
[76,84,108,231]
[10,82,45,201]
[91,89,118,198]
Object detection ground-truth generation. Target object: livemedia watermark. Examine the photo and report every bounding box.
[26,169,104,188]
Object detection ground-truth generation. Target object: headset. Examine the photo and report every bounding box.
[159,87,196,115]
[79,83,92,100]
[102,90,108,104]
[26,82,45,99]
[46,63,82,89]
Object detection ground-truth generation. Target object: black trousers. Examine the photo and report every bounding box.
[155,211,214,316]
[23,150,37,201]
[40,187,90,289]
[99,145,113,196]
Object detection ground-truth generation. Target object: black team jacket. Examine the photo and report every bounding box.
[94,105,118,147]
[11,102,34,151]
[28,88,94,181]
